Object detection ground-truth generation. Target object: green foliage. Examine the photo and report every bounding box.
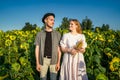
[95,24,110,32]
[59,17,69,30]
[81,16,93,30]
[101,24,110,31]
[56,27,69,35]
[96,73,108,80]
[0,27,40,80]
[0,28,120,80]
[22,22,38,31]
[83,29,120,80]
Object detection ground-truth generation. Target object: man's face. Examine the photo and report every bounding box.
[45,16,55,28]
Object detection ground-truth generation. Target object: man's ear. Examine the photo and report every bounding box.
[44,18,47,23]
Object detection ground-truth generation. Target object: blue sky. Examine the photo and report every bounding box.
[0,0,120,31]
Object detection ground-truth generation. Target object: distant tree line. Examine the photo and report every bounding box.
[22,22,37,31]
[22,16,110,31]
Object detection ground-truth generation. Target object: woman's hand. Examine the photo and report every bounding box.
[76,48,85,53]
[70,49,77,55]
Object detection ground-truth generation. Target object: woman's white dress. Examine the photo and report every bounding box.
[60,33,88,80]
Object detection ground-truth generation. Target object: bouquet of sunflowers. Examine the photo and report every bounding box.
[74,40,83,50]
[72,40,83,57]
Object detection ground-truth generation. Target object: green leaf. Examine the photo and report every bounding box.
[93,55,101,64]
[96,73,108,80]
[98,65,106,73]
[11,62,20,71]
[94,68,100,77]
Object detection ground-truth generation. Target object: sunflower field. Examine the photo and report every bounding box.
[0,27,120,80]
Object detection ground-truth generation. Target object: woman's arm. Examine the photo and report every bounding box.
[60,46,71,53]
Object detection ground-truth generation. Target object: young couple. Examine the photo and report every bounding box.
[34,12,88,80]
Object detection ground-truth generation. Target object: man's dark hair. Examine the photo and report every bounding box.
[42,13,55,23]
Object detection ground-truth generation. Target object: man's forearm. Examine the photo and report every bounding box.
[57,46,61,64]
[35,45,40,65]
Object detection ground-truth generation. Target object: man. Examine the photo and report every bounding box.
[34,13,61,80]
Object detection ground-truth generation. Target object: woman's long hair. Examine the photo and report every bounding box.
[69,19,82,34]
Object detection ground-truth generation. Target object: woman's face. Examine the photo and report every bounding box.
[69,21,77,31]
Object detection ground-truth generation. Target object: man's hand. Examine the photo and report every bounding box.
[36,64,41,72]
[55,63,60,71]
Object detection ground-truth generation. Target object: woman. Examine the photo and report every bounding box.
[59,19,88,80]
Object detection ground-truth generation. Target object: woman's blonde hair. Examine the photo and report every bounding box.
[69,19,82,34]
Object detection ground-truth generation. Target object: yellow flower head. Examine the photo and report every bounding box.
[5,39,12,46]
[75,40,83,49]
[20,42,29,50]
[32,30,37,34]
[109,57,120,71]
[10,35,16,40]
[111,34,115,39]
[105,52,112,57]
[108,39,113,42]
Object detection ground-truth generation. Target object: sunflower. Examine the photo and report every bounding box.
[5,39,12,46]
[74,40,83,49]
[109,57,120,71]
[10,35,16,40]
[20,42,29,50]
